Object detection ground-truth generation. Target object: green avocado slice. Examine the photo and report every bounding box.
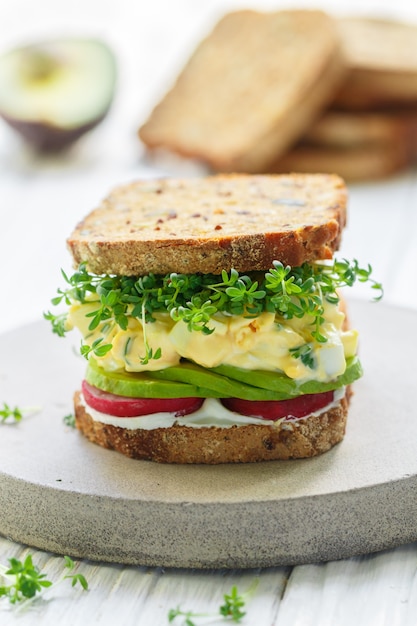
[86,356,362,401]
[86,359,285,400]
[210,356,363,396]
[148,362,287,400]
[85,359,222,399]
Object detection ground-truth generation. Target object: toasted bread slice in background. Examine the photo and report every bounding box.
[334,17,417,109]
[67,173,347,276]
[270,141,412,182]
[138,10,347,173]
[304,109,417,148]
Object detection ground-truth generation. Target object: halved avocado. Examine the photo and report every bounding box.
[0,37,117,152]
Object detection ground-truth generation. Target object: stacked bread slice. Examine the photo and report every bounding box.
[272,17,417,180]
[139,11,417,181]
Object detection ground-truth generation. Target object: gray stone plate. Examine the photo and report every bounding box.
[0,299,416,569]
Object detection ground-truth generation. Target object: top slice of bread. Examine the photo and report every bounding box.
[334,17,417,108]
[67,173,347,276]
[138,10,346,173]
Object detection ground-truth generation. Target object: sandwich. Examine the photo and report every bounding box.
[45,173,382,464]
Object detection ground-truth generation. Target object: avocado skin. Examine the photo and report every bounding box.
[1,111,108,152]
[86,357,363,401]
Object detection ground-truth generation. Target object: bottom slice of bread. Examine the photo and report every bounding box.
[74,392,349,464]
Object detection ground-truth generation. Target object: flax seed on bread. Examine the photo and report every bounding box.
[74,392,349,464]
[138,9,347,173]
[67,173,347,276]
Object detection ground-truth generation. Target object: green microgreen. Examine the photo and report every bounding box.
[168,583,253,625]
[80,338,113,360]
[43,310,68,337]
[0,403,23,423]
[289,343,316,369]
[62,556,89,590]
[0,403,40,424]
[0,554,88,608]
[219,585,247,621]
[63,413,76,428]
[0,555,52,604]
[167,607,206,626]
[170,297,218,334]
[139,300,162,365]
[45,259,382,363]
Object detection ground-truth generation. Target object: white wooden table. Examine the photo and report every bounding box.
[1,1,417,624]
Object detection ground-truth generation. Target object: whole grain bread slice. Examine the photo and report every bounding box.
[74,391,349,464]
[67,173,347,276]
[138,9,346,173]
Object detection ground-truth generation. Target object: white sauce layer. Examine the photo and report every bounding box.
[80,388,346,431]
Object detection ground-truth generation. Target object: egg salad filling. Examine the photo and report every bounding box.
[67,299,357,384]
[45,259,382,425]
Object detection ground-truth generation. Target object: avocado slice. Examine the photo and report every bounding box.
[86,359,221,399]
[86,356,362,401]
[210,356,363,396]
[148,361,288,400]
[86,359,286,400]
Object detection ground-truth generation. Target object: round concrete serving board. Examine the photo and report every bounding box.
[0,300,416,569]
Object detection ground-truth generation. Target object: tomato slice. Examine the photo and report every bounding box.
[221,391,334,421]
[82,380,204,417]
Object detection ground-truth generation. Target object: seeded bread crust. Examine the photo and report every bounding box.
[138,9,346,172]
[74,392,349,464]
[67,173,347,276]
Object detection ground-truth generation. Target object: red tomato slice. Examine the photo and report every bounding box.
[82,380,204,418]
[221,391,334,421]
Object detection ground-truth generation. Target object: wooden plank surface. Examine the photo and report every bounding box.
[1,536,417,625]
